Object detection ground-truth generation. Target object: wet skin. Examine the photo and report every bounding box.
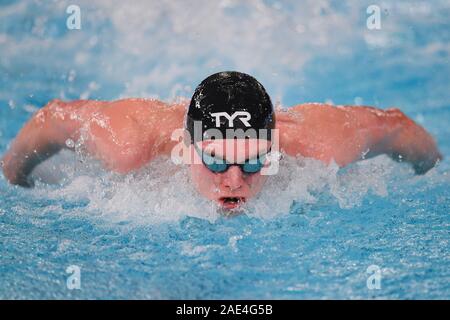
[1,98,442,208]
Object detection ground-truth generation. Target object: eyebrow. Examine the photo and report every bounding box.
[195,143,270,162]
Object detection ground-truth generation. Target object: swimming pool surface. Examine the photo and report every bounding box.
[0,0,449,299]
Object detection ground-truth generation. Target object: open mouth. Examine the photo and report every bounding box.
[218,197,246,209]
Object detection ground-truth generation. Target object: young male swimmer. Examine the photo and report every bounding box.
[1,71,442,210]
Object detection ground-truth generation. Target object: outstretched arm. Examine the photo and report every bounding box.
[365,107,442,174]
[2,98,185,187]
[277,104,442,174]
[1,99,93,187]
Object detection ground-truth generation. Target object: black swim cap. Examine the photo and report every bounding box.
[186,71,275,143]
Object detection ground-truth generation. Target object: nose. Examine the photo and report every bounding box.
[222,165,245,191]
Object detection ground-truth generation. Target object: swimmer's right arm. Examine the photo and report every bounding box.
[1,99,90,187]
[2,98,184,187]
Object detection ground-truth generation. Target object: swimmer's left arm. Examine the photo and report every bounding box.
[278,104,442,174]
[363,107,442,174]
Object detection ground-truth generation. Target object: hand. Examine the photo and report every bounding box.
[388,109,443,174]
[1,151,34,187]
[411,148,442,175]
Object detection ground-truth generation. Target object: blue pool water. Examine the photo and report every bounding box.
[0,1,449,299]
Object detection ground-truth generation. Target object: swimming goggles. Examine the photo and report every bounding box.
[194,143,268,174]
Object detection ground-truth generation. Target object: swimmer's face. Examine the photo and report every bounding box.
[188,139,271,210]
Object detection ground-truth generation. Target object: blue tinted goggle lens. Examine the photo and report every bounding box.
[195,145,267,174]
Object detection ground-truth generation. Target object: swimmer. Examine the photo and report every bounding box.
[1,71,442,209]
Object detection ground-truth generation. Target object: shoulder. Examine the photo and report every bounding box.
[83,98,187,172]
[276,103,347,122]
[274,103,367,164]
[275,103,346,138]
[102,98,185,126]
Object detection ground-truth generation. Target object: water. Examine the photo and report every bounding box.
[0,0,449,299]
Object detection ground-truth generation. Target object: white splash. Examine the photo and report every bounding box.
[28,149,423,225]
